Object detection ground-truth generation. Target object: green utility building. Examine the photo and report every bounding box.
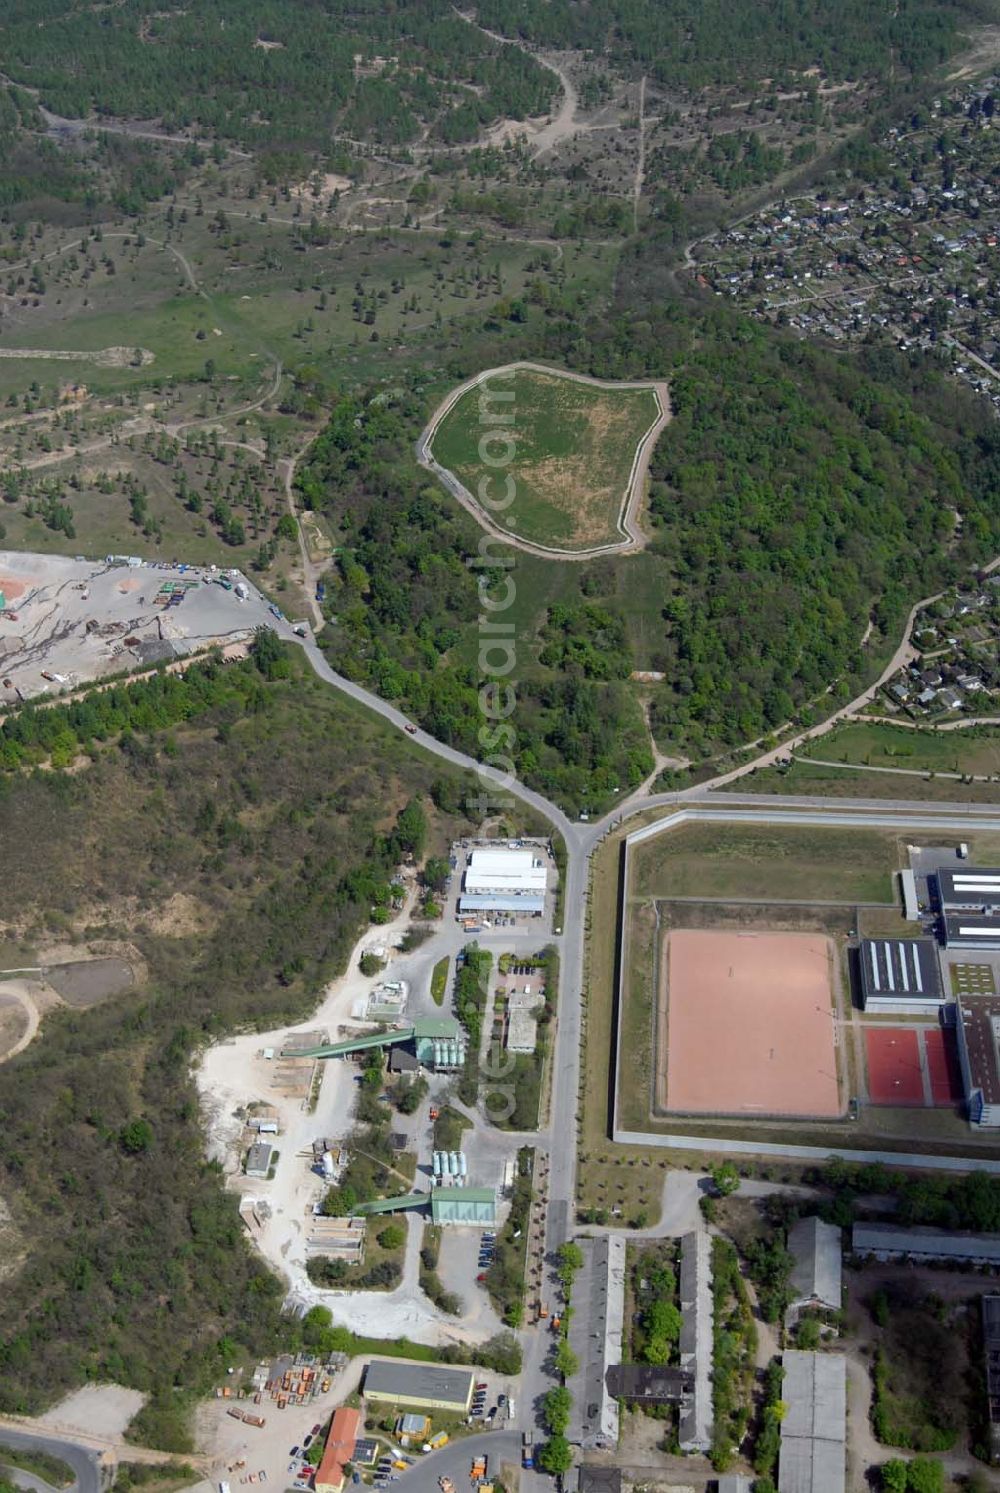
[413,1016,466,1068]
[431,1186,497,1227]
[282,1015,466,1070]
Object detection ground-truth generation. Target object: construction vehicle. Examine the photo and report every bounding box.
[470,1455,487,1482]
[423,1432,449,1452]
[521,1434,533,1469]
[243,1415,266,1428]
[551,1314,561,1331]
[227,1408,243,1421]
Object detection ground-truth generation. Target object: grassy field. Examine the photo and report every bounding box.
[429,366,661,551]
[801,721,1000,777]
[630,822,905,904]
[0,214,608,403]
[739,757,1000,803]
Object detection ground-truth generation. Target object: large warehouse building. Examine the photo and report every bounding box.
[362,1360,474,1414]
[944,915,1000,949]
[778,1351,846,1493]
[936,868,1000,914]
[460,847,547,916]
[956,992,1000,1127]
[857,938,943,1013]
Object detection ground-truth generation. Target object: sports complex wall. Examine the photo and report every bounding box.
[607,805,1000,1172]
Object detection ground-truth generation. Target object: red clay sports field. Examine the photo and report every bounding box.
[658,929,841,1118]
[864,1025,963,1107]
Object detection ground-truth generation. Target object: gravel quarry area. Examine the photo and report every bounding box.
[0,549,288,702]
[197,888,516,1346]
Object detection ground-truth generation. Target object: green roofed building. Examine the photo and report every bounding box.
[413,1015,466,1068]
[431,1186,497,1227]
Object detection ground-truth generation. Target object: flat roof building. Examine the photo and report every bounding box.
[788,1218,842,1316]
[315,1407,361,1493]
[506,1008,538,1054]
[852,1222,1000,1264]
[458,893,545,915]
[362,1360,474,1414]
[679,1231,713,1454]
[944,916,1000,949]
[937,868,1000,912]
[778,1351,846,1493]
[464,848,547,896]
[956,992,1000,1127]
[856,938,943,1013]
[605,1364,693,1404]
[245,1142,273,1179]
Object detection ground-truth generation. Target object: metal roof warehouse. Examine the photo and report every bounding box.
[937,868,1000,910]
[778,1350,846,1493]
[463,848,547,895]
[362,1360,474,1412]
[856,938,943,1011]
[458,893,545,914]
[943,916,1000,948]
[852,1223,1000,1263]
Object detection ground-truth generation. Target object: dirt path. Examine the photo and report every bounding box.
[280,430,326,630]
[0,979,41,1064]
[800,754,994,784]
[633,75,647,233]
[453,10,583,159]
[416,359,672,560]
[681,585,944,796]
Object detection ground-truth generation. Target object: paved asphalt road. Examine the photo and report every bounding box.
[402,1431,519,1493]
[278,626,1000,1476]
[0,1429,101,1493]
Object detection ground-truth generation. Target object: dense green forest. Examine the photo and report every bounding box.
[473,0,991,89]
[0,0,552,158]
[0,646,477,1439]
[298,276,1000,794]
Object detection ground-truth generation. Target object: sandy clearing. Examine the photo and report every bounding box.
[0,980,41,1063]
[658,929,841,1118]
[196,882,506,1343]
[37,1385,146,1440]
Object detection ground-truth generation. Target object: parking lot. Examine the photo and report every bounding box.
[0,548,292,701]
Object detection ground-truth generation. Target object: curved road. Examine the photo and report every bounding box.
[415,360,671,560]
[0,1428,101,1493]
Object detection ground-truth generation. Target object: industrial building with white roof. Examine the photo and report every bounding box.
[856,937,942,1013]
[459,846,548,917]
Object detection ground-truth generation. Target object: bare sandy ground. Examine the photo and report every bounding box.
[37,1385,146,1439]
[196,885,506,1343]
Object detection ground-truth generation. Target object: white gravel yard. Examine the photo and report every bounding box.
[37,1385,146,1439]
[196,889,517,1345]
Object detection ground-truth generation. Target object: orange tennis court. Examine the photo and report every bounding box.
[864,1028,923,1105]
[924,1026,963,1105]
[658,929,841,1117]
